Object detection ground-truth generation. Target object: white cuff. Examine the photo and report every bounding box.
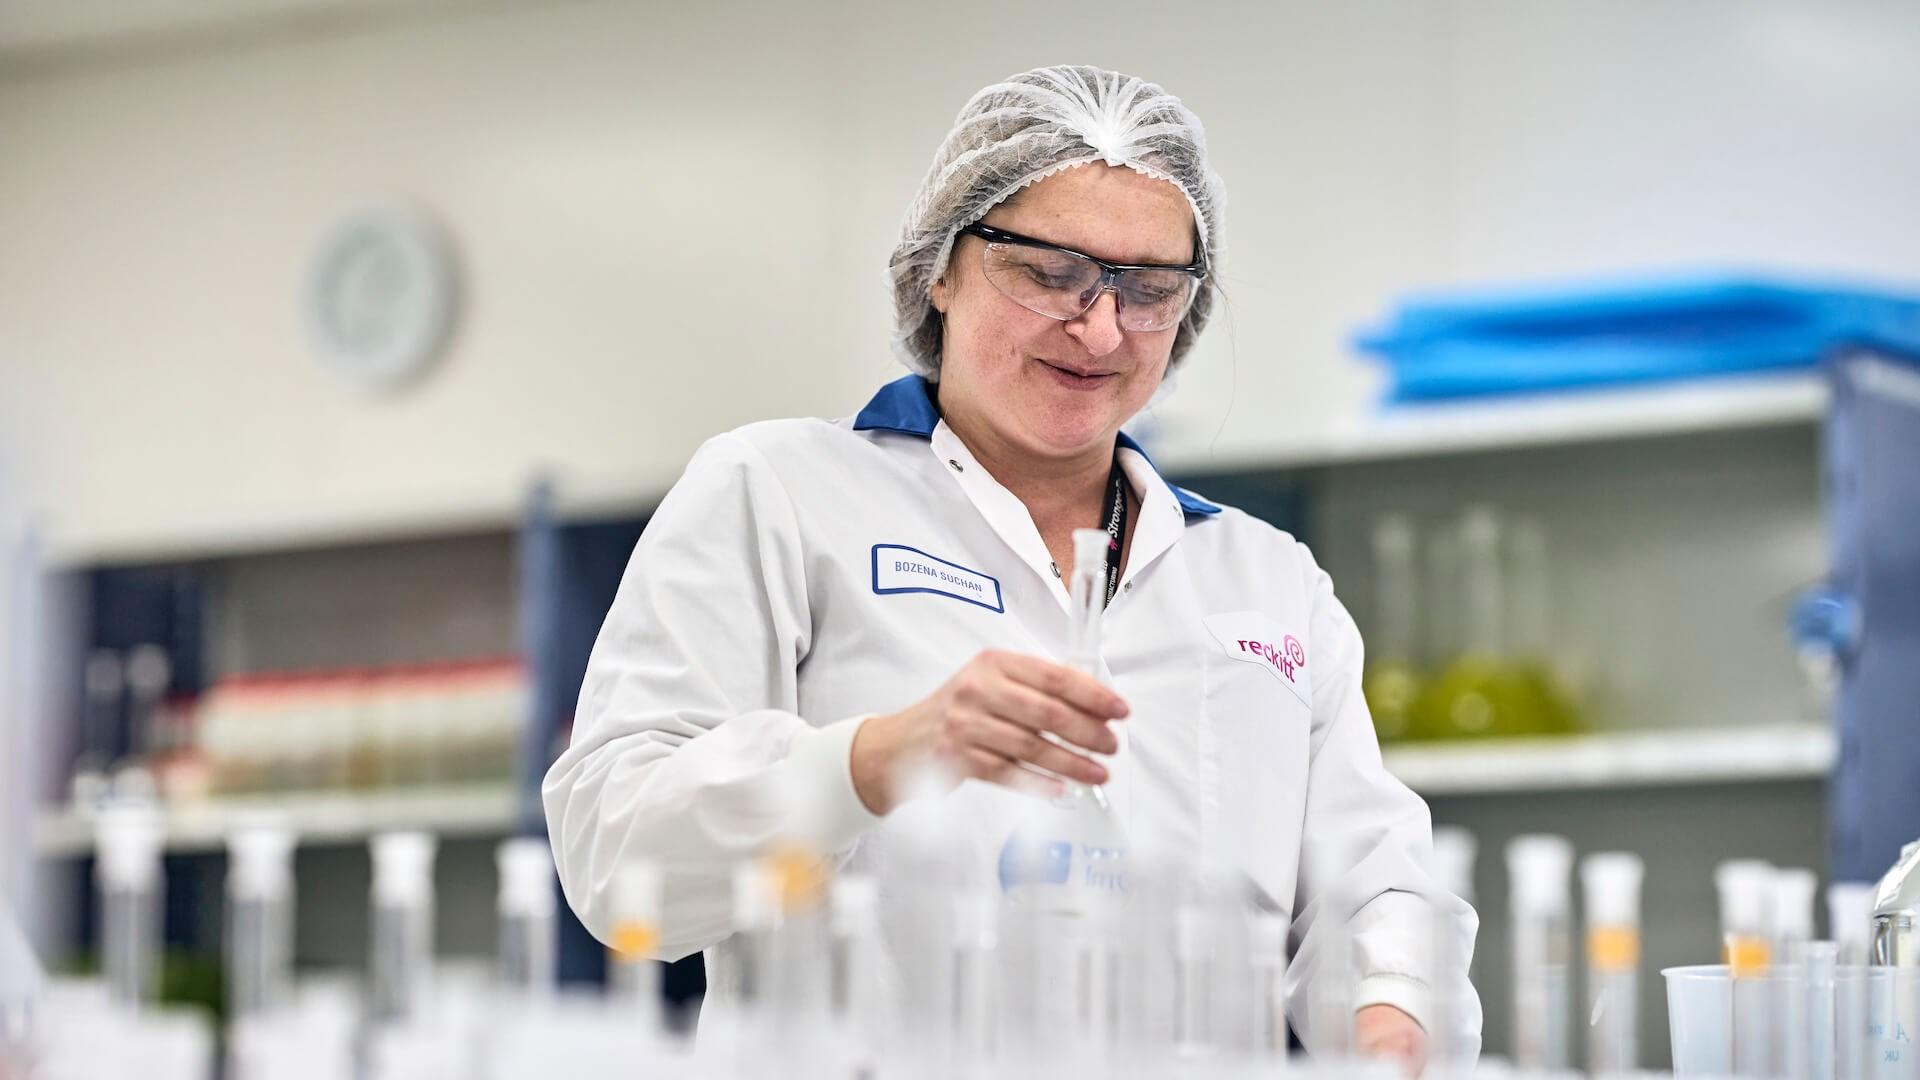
[1354,972,1433,1034]
[782,714,884,854]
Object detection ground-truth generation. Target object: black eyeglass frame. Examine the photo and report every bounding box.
[959,222,1209,280]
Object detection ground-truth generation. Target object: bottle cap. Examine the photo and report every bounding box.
[1506,834,1573,916]
[1715,859,1775,938]
[227,819,296,901]
[831,875,877,936]
[1580,851,1645,926]
[1828,881,1876,948]
[1250,912,1289,961]
[1771,866,1818,941]
[94,801,164,891]
[370,831,437,907]
[495,838,555,918]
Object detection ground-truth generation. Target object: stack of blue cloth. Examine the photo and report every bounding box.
[1354,274,1920,404]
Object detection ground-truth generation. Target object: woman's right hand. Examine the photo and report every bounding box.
[848,649,1130,816]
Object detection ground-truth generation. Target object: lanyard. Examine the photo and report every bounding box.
[1099,456,1128,607]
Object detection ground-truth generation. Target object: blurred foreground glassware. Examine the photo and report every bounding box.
[1582,851,1645,1076]
[1508,833,1573,1070]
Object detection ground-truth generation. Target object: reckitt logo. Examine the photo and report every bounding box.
[1236,634,1306,683]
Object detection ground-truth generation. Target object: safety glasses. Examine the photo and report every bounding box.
[959,222,1206,333]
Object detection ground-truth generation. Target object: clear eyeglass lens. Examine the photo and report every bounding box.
[981,243,1193,332]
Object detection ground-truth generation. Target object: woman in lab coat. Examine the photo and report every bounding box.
[543,65,1479,1071]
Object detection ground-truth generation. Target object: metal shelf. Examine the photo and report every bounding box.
[1186,373,1826,472]
[32,784,521,857]
[1382,723,1835,796]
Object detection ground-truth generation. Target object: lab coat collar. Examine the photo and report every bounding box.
[852,375,1222,518]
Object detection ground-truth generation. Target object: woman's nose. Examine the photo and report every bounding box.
[1066,288,1125,357]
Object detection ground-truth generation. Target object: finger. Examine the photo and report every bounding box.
[994,653,1129,719]
[970,715,1108,786]
[985,679,1119,755]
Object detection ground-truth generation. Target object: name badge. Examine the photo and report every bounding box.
[871,544,1004,613]
[1203,611,1312,706]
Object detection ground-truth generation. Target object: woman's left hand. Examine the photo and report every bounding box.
[1355,1004,1429,1077]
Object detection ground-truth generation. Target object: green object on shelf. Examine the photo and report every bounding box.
[1364,658,1425,744]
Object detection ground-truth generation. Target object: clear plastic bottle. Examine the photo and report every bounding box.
[368,831,437,1025]
[827,876,882,1078]
[1580,851,1644,1077]
[1828,881,1876,965]
[95,800,165,1011]
[1716,859,1776,1079]
[494,838,556,1001]
[1362,514,1425,744]
[607,860,664,1033]
[1244,911,1290,1064]
[225,822,296,1019]
[1507,834,1573,1070]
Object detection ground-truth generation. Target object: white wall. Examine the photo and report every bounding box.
[1,0,1916,558]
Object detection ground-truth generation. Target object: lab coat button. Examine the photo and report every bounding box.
[948,459,963,472]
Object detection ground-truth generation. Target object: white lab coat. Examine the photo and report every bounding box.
[543,375,1481,1056]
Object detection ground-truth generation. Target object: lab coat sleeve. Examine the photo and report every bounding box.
[1283,541,1483,1060]
[541,432,881,962]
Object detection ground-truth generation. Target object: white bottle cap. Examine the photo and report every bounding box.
[1771,867,1819,941]
[830,875,877,936]
[94,801,164,892]
[1505,834,1573,916]
[1432,826,1478,904]
[370,831,437,908]
[1580,851,1645,926]
[1071,528,1110,580]
[495,838,556,918]
[732,862,779,931]
[1715,859,1774,938]
[1828,881,1876,948]
[226,820,296,902]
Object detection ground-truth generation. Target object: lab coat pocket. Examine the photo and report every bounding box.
[1200,618,1312,902]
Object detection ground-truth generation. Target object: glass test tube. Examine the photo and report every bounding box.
[1581,852,1645,1077]
[368,831,437,1025]
[608,860,665,1034]
[1508,834,1573,1070]
[1776,867,1820,1080]
[226,823,296,1019]
[828,876,882,1075]
[1059,527,1116,809]
[1718,859,1777,1079]
[1828,882,1876,966]
[495,838,557,1000]
[95,801,164,1011]
[1246,912,1290,1063]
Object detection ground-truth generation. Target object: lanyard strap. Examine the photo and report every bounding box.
[1099,456,1128,608]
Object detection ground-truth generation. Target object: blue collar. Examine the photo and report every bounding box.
[853,375,1222,518]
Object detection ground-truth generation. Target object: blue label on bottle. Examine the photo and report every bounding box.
[997,835,1074,890]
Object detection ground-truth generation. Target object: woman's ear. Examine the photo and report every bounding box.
[929,273,951,314]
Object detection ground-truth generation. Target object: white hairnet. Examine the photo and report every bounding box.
[889,65,1227,378]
